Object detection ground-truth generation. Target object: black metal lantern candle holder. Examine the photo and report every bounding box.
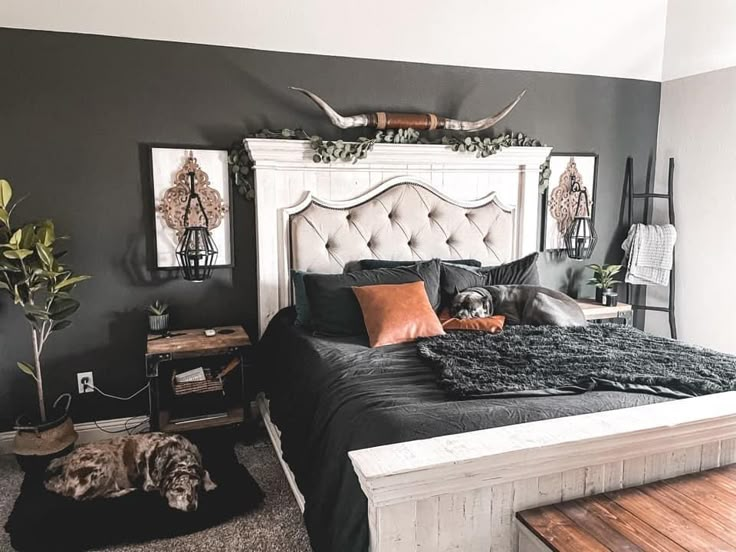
[176,170,218,281]
[564,175,597,260]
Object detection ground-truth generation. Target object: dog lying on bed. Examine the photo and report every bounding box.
[450,285,586,326]
[45,432,216,511]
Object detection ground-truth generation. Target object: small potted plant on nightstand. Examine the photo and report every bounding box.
[147,300,170,334]
[0,180,90,470]
[587,264,623,304]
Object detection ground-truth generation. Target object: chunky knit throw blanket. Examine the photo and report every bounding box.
[417,324,736,400]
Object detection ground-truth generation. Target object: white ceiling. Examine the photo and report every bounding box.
[662,0,736,81]
[0,0,668,81]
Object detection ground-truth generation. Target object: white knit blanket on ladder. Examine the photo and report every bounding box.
[621,223,677,286]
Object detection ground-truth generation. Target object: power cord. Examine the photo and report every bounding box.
[93,416,149,435]
[83,380,151,435]
[83,381,149,401]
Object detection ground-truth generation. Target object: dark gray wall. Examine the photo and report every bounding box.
[0,28,660,430]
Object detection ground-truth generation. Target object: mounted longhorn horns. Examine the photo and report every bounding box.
[290,86,526,132]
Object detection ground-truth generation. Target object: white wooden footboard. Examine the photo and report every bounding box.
[348,392,736,552]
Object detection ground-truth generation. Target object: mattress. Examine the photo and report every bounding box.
[258,308,669,552]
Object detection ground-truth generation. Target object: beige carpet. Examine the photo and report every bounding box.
[0,439,311,552]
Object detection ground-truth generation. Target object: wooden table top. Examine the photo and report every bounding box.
[517,465,736,551]
[146,325,250,356]
[577,298,632,319]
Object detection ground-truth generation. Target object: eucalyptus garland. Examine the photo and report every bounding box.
[229,128,551,199]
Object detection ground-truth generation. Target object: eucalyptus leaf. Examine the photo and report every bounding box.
[0,207,8,227]
[9,229,22,249]
[36,242,54,268]
[19,224,36,249]
[4,249,33,260]
[0,180,11,209]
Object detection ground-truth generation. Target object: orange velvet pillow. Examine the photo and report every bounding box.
[439,309,506,333]
[352,281,445,347]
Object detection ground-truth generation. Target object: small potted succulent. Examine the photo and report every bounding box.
[147,300,170,333]
[0,179,90,469]
[587,264,623,303]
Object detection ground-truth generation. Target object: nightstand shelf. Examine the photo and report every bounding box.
[576,299,633,325]
[145,326,252,432]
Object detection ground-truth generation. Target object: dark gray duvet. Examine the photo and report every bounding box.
[258,308,669,552]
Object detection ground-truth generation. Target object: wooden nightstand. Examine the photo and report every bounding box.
[145,326,252,432]
[576,299,633,325]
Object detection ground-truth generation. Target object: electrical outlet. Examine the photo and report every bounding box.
[77,372,94,394]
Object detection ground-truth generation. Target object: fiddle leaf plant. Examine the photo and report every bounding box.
[0,180,90,423]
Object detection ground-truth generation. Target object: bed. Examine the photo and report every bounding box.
[247,138,736,552]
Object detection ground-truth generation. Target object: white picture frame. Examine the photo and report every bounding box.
[150,147,233,269]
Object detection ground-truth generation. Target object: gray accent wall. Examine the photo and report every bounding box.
[0,28,660,430]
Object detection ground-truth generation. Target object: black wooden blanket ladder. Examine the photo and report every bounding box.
[625,156,677,339]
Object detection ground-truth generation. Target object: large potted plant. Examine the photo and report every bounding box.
[587,263,622,303]
[0,180,90,468]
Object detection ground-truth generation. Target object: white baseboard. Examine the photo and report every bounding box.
[0,415,149,455]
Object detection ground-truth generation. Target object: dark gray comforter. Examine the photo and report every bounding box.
[258,308,669,552]
[417,324,736,399]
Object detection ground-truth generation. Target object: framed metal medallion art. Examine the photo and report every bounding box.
[149,146,233,269]
[541,152,599,250]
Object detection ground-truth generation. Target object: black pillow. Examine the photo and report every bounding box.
[303,260,441,336]
[440,253,540,304]
[350,258,482,272]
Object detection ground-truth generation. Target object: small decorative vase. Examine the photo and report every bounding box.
[595,287,607,304]
[149,313,170,334]
[602,290,619,307]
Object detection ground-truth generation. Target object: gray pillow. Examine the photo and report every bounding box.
[439,252,540,305]
[303,259,441,336]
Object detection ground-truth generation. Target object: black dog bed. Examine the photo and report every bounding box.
[5,432,264,551]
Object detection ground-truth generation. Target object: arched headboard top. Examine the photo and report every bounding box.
[287,178,517,273]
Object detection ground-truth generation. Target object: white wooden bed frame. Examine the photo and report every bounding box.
[246,138,736,552]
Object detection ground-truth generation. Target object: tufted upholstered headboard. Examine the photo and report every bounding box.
[287,179,516,273]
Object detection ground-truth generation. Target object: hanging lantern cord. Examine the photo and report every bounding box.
[570,174,590,218]
[183,171,210,229]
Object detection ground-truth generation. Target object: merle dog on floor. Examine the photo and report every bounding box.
[45,432,217,511]
[450,285,586,326]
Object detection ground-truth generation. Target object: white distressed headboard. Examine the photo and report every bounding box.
[245,138,552,335]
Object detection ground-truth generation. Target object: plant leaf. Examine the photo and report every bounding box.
[0,206,8,227]
[51,320,72,332]
[4,248,33,260]
[17,361,37,380]
[53,274,90,292]
[36,243,54,268]
[8,229,22,249]
[49,297,80,320]
[0,180,11,209]
[19,224,36,250]
[36,222,55,247]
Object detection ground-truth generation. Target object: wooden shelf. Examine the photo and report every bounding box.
[159,407,245,433]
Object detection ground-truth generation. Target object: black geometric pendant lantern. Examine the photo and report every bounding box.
[564,175,597,260]
[176,171,218,281]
